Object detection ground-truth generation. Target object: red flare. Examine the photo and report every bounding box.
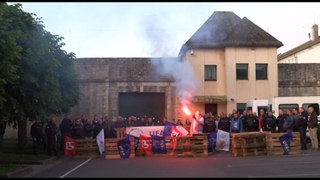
[182,106,191,116]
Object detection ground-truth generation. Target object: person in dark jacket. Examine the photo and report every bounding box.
[145,117,155,126]
[71,118,85,139]
[283,109,295,133]
[45,116,58,156]
[59,114,72,151]
[203,113,216,133]
[265,111,277,132]
[245,110,259,132]
[31,120,44,155]
[218,112,230,133]
[297,107,308,150]
[292,108,300,132]
[308,106,318,151]
[93,118,104,138]
[84,119,94,138]
[276,109,287,132]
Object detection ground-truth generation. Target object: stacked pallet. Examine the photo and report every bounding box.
[265,132,301,155]
[105,137,135,159]
[76,138,100,158]
[175,134,208,157]
[232,132,267,157]
[114,128,127,139]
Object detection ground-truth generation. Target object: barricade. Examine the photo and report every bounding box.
[265,132,301,155]
[231,132,267,157]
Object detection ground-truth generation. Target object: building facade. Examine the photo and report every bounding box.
[278,24,320,64]
[70,11,283,121]
[179,11,282,115]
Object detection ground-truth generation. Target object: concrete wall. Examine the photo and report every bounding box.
[70,58,178,121]
[278,63,320,96]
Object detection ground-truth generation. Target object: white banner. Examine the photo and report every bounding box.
[96,129,105,155]
[126,126,164,137]
[126,126,188,137]
[216,130,230,151]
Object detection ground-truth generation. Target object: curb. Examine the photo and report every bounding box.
[6,166,33,178]
[0,156,57,165]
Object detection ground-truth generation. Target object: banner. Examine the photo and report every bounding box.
[216,130,230,151]
[64,136,77,156]
[151,135,167,154]
[117,136,131,158]
[207,131,217,151]
[139,135,152,155]
[96,129,105,155]
[126,126,188,138]
[279,132,293,155]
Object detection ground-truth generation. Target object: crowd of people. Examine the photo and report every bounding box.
[191,106,319,152]
[30,106,319,156]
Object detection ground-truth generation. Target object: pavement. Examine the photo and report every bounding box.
[13,150,320,178]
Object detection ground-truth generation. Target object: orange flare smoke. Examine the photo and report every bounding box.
[182,106,191,116]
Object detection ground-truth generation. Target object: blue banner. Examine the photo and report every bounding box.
[163,122,176,137]
[151,135,167,154]
[117,136,131,158]
[279,132,293,155]
[207,131,217,151]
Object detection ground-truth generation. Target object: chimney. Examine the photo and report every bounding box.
[311,24,318,41]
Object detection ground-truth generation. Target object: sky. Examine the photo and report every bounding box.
[9,2,320,58]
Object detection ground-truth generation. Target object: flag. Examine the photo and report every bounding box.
[163,122,176,136]
[64,136,77,156]
[279,132,293,155]
[117,136,131,158]
[96,129,105,155]
[139,135,152,155]
[151,135,167,154]
[216,130,230,151]
[207,131,217,151]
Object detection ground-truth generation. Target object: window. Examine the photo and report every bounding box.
[256,64,268,80]
[204,65,217,81]
[303,103,319,115]
[237,103,247,114]
[278,104,299,114]
[236,64,248,80]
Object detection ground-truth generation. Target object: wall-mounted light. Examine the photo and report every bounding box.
[230,98,235,101]
[190,50,194,55]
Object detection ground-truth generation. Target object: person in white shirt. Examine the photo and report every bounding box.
[190,111,204,135]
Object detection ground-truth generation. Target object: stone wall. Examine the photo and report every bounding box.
[278,63,320,96]
[70,58,179,120]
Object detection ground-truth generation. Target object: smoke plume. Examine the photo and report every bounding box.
[141,13,199,108]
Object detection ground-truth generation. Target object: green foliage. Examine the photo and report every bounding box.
[0,3,79,123]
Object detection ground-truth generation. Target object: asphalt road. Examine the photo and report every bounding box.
[24,151,320,178]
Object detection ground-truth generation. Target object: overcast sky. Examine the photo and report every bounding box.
[10,2,320,58]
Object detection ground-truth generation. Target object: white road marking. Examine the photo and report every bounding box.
[59,158,92,178]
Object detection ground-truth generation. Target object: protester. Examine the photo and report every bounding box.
[276,109,287,132]
[59,114,73,151]
[203,113,216,133]
[145,117,155,126]
[93,118,104,138]
[81,114,88,125]
[176,119,184,126]
[190,111,204,135]
[258,109,267,132]
[245,110,259,132]
[297,107,308,150]
[84,119,94,138]
[30,120,44,155]
[218,112,230,133]
[71,118,85,139]
[230,111,242,133]
[283,109,295,133]
[308,106,318,151]
[265,111,277,132]
[45,116,58,156]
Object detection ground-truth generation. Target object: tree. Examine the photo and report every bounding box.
[0,3,79,151]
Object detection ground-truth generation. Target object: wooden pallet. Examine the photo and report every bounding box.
[174,134,208,157]
[265,132,301,156]
[105,137,135,159]
[76,138,100,158]
[233,147,267,157]
[231,132,267,157]
[114,128,127,139]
